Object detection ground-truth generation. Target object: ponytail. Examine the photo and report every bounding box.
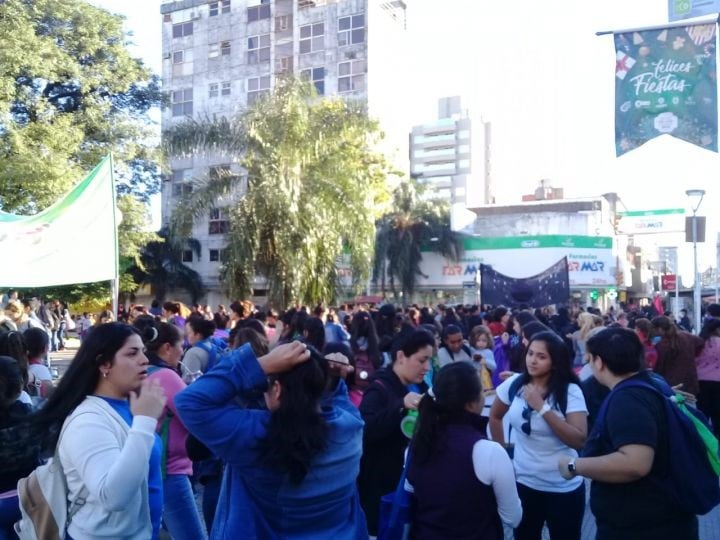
[411,361,482,464]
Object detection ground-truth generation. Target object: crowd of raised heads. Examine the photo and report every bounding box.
[0,292,719,540]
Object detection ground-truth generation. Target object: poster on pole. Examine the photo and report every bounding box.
[614,23,717,156]
[669,0,720,21]
[0,157,118,287]
[480,257,570,308]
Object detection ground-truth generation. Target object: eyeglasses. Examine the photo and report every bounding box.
[521,405,532,435]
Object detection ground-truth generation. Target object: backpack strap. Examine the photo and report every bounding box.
[195,340,218,372]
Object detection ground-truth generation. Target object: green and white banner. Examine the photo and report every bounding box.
[614,23,717,155]
[0,156,118,287]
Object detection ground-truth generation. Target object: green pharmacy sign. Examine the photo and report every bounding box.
[614,24,717,156]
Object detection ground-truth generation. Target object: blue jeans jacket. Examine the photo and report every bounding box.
[175,345,367,540]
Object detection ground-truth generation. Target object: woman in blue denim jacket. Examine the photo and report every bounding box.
[176,341,367,540]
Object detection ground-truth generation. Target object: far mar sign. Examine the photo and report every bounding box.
[614,23,717,156]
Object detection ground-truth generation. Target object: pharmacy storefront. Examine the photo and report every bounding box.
[415,235,616,305]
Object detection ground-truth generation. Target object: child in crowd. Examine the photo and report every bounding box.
[470,324,496,394]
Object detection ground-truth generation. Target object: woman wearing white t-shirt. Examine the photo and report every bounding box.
[489,331,588,540]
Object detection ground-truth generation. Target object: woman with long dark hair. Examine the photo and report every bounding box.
[348,310,382,402]
[133,316,207,540]
[651,315,703,395]
[489,331,588,540]
[697,318,720,436]
[31,323,167,540]
[408,362,522,538]
[175,340,367,538]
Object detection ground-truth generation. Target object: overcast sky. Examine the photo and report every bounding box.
[90,0,720,283]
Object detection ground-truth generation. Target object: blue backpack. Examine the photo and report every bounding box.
[586,375,720,515]
[194,339,225,373]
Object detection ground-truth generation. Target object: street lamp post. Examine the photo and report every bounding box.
[686,189,705,334]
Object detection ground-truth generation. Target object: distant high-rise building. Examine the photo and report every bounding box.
[159,0,410,303]
[409,96,490,232]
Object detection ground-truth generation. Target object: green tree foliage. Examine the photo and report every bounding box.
[373,180,463,302]
[128,229,204,304]
[0,0,163,213]
[165,77,392,307]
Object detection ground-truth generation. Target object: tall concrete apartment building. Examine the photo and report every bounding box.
[160,0,410,304]
[410,96,491,233]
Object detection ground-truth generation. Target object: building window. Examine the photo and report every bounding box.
[172,21,194,38]
[247,75,271,105]
[247,34,271,64]
[275,14,292,31]
[172,183,193,197]
[209,208,230,235]
[172,50,193,76]
[210,249,229,262]
[182,250,193,263]
[221,81,232,96]
[209,0,231,16]
[209,41,231,58]
[209,83,219,98]
[171,89,193,116]
[171,169,193,196]
[301,67,325,95]
[338,60,365,93]
[338,14,364,46]
[248,3,271,22]
[299,23,324,54]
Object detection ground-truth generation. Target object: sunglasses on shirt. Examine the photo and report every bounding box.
[521,405,532,435]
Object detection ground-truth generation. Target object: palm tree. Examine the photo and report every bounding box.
[129,228,204,303]
[373,181,463,303]
[163,77,392,307]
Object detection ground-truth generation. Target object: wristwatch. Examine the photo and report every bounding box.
[538,402,552,416]
[567,457,577,476]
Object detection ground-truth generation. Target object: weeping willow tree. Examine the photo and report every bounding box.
[373,180,463,303]
[164,77,392,306]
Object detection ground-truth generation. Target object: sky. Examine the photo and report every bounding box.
[90,0,720,285]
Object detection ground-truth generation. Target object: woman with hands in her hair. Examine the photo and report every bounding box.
[489,331,588,540]
[175,340,368,539]
[31,323,167,540]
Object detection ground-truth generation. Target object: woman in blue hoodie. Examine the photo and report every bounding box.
[175,340,367,539]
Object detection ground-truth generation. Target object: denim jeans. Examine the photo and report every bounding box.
[0,495,20,540]
[57,322,66,350]
[50,329,58,352]
[202,475,222,536]
[162,474,207,540]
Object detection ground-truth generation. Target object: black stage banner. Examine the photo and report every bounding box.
[480,257,570,308]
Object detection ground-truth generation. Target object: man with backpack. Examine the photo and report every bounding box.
[558,327,719,540]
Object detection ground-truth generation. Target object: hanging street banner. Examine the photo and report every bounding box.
[669,0,720,21]
[0,156,118,287]
[614,23,717,156]
[480,258,571,308]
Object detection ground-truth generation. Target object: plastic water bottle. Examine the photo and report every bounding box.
[400,410,418,439]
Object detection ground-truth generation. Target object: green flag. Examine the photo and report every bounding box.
[614,24,718,156]
[0,156,118,287]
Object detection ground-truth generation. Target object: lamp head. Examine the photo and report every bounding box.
[685,189,706,213]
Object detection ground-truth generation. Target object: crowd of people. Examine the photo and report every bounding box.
[0,292,718,540]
